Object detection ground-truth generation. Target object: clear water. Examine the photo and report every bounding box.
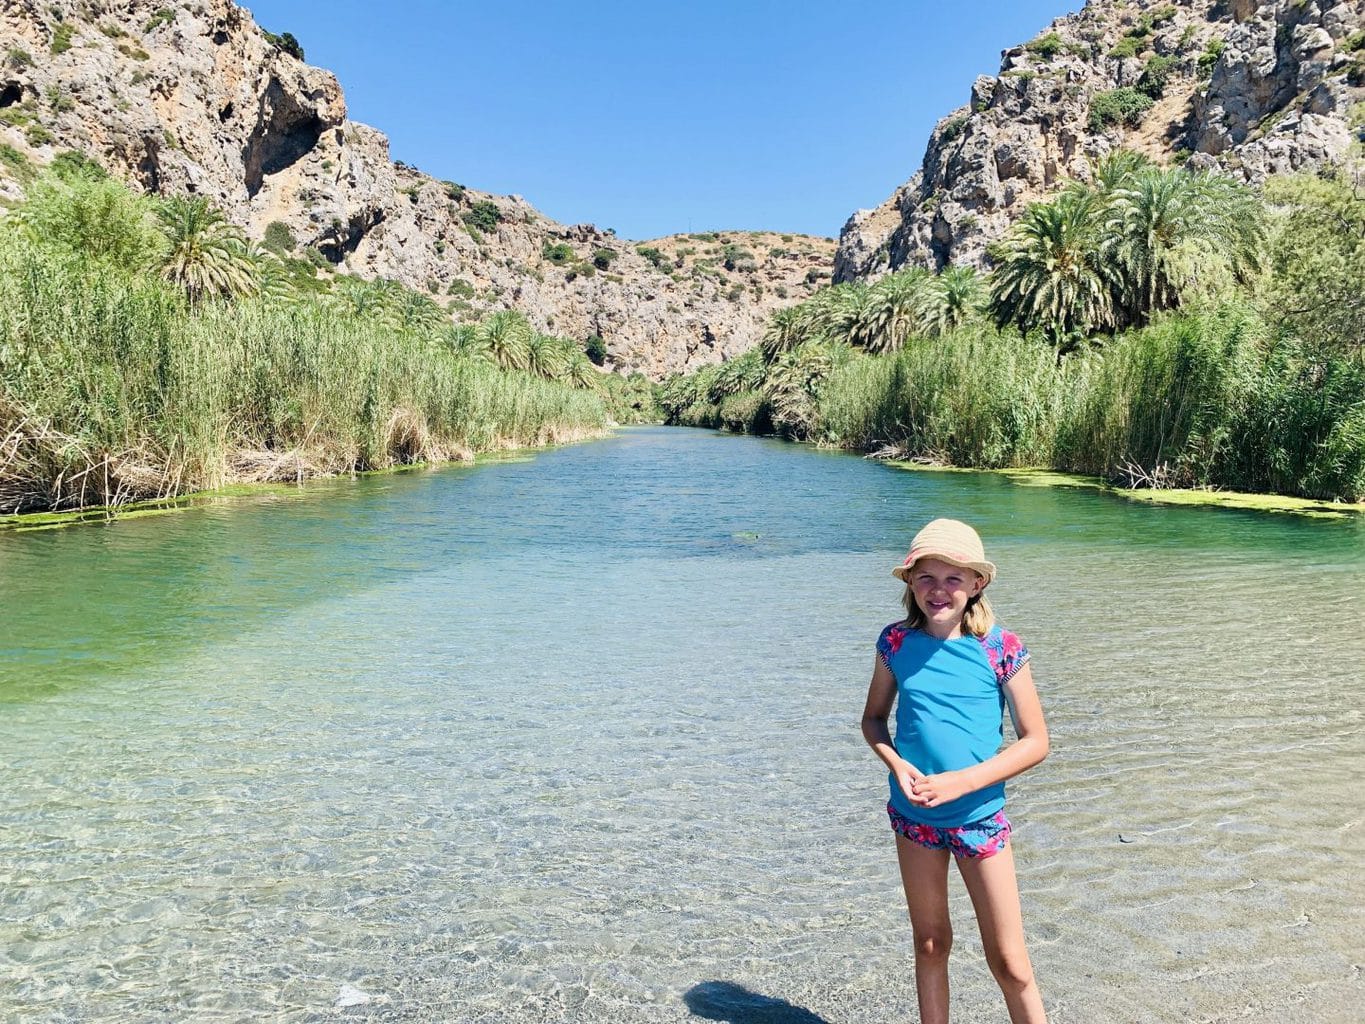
[3,426,1363,1023]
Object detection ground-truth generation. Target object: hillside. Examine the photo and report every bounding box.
[0,0,835,378]
[835,0,1364,280]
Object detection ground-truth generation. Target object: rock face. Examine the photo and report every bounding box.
[835,0,1365,282]
[0,0,835,378]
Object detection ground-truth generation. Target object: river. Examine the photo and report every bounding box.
[3,426,1362,1023]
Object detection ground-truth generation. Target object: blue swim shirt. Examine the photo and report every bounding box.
[876,623,1030,828]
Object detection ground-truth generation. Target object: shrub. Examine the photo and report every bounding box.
[1088,87,1154,130]
[720,243,754,271]
[25,123,54,146]
[1027,33,1066,59]
[463,200,502,233]
[144,8,175,33]
[46,86,75,114]
[636,245,667,269]
[584,334,607,365]
[542,241,573,265]
[1110,36,1143,59]
[49,150,107,181]
[262,30,304,61]
[939,115,969,144]
[263,221,297,254]
[1137,54,1180,99]
[50,22,74,55]
[1198,37,1225,78]
[592,247,616,270]
[0,143,33,182]
[441,180,465,201]
[7,47,33,67]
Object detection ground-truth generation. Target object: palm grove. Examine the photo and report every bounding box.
[0,155,654,515]
[660,155,1365,503]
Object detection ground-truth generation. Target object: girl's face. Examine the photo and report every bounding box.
[909,557,985,639]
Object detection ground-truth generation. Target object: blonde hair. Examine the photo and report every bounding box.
[900,582,996,637]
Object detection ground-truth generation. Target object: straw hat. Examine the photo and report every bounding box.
[891,518,997,585]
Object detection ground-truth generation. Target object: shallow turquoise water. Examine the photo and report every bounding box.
[3,427,1363,1022]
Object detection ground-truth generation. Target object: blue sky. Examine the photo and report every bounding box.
[242,1,1084,241]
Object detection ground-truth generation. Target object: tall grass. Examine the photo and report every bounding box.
[664,308,1365,502]
[819,327,1073,467]
[0,239,607,513]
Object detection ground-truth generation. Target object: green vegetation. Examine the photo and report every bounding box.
[1110,36,1143,59]
[0,170,623,514]
[661,155,1364,503]
[144,8,176,34]
[262,30,304,61]
[1088,87,1154,130]
[0,143,34,183]
[542,241,573,265]
[1026,33,1066,59]
[1198,37,1225,78]
[636,245,668,269]
[939,115,969,144]
[50,23,74,56]
[263,220,297,254]
[463,200,502,233]
[1137,54,1180,99]
[592,247,616,270]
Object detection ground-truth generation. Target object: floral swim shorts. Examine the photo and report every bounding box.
[887,804,1012,859]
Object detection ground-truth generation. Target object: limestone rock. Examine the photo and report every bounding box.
[836,0,1365,282]
[0,0,835,379]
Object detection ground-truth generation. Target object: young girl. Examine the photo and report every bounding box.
[861,518,1049,1024]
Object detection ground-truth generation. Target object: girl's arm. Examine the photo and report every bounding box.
[861,656,925,800]
[907,662,1050,808]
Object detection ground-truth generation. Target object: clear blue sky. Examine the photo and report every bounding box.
[242,1,1083,241]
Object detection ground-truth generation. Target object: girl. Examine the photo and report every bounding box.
[861,518,1049,1024]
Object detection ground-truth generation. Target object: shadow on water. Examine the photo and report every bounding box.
[684,981,832,1024]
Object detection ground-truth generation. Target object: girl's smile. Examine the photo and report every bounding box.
[909,557,985,639]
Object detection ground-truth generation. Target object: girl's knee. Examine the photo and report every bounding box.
[985,947,1034,992]
[912,927,953,963]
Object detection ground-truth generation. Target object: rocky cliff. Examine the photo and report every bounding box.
[0,0,834,378]
[836,0,1365,281]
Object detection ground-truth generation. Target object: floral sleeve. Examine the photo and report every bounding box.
[877,622,908,671]
[982,627,1030,685]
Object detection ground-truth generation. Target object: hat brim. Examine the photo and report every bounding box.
[892,554,996,585]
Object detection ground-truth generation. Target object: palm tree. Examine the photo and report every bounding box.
[923,265,987,336]
[155,195,258,302]
[709,348,765,400]
[563,350,602,391]
[864,269,933,353]
[1103,167,1263,328]
[1090,149,1154,195]
[989,188,1115,355]
[330,275,401,323]
[478,310,532,371]
[395,289,447,332]
[444,323,489,362]
[761,306,806,363]
[526,332,566,380]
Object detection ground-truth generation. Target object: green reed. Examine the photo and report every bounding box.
[0,240,607,512]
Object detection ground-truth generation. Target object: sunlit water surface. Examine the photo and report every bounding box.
[3,427,1363,1023]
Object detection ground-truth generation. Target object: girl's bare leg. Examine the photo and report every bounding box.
[894,835,953,1024]
[955,841,1047,1024]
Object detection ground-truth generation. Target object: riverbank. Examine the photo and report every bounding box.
[885,462,1365,520]
[0,426,611,532]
